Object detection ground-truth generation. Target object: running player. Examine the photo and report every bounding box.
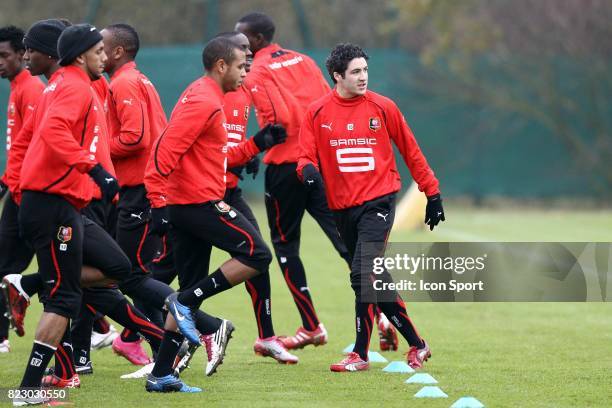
[235,12,351,350]
[0,24,45,352]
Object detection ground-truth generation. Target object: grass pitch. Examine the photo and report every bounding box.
[1,201,611,407]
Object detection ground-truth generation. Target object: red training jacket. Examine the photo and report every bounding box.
[224,86,252,189]
[108,62,167,187]
[20,66,103,209]
[297,89,440,210]
[2,69,45,190]
[244,43,330,165]
[144,76,259,208]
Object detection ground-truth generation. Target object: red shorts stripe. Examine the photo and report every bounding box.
[49,244,62,298]
[136,223,150,273]
[218,216,254,256]
[273,199,287,242]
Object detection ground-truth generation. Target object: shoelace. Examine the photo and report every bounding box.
[203,335,213,361]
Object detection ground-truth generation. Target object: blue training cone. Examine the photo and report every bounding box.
[382,361,415,373]
[405,373,438,384]
[414,386,448,398]
[367,351,388,363]
[451,397,485,408]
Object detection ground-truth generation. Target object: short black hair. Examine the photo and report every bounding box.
[0,25,25,53]
[237,12,275,42]
[106,23,139,58]
[325,43,369,83]
[202,37,242,71]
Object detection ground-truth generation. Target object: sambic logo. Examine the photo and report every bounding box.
[330,138,376,173]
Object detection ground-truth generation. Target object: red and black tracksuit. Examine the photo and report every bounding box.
[0,69,44,340]
[145,75,270,292]
[298,88,440,359]
[244,44,350,331]
[144,76,272,378]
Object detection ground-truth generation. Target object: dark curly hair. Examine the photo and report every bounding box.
[0,25,25,53]
[325,43,369,83]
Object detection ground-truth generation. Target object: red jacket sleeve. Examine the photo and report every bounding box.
[245,70,290,128]
[144,98,214,208]
[386,100,440,197]
[109,78,150,159]
[226,137,260,167]
[39,84,98,173]
[296,107,319,180]
[4,112,35,193]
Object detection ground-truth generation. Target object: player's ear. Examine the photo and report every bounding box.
[333,71,343,83]
[216,58,226,74]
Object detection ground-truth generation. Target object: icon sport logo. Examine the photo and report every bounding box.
[369,117,381,132]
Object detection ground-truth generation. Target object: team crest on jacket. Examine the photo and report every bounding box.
[244,106,249,120]
[369,117,381,131]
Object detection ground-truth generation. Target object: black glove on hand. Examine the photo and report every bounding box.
[88,164,119,202]
[0,180,8,200]
[228,166,245,180]
[253,124,287,151]
[245,156,260,179]
[301,163,323,191]
[425,193,445,231]
[149,207,170,236]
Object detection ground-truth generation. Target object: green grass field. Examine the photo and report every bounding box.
[1,202,611,407]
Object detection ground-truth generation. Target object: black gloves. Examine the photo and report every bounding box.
[149,207,170,236]
[425,193,445,231]
[301,164,323,191]
[0,180,8,200]
[228,166,245,180]
[88,164,119,202]
[245,156,260,179]
[253,124,287,151]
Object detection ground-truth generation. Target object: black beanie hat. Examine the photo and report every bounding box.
[23,19,69,59]
[58,24,103,66]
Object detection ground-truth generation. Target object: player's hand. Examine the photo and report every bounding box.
[228,166,245,180]
[245,156,260,179]
[149,206,170,236]
[425,193,445,231]
[253,124,287,151]
[0,180,8,200]
[88,164,119,202]
[301,164,323,191]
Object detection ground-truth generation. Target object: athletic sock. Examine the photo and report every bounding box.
[109,300,162,354]
[20,340,56,387]
[21,273,43,298]
[177,268,231,307]
[245,270,274,338]
[353,301,375,361]
[92,316,110,334]
[194,310,222,336]
[53,327,75,379]
[71,310,94,368]
[151,330,184,378]
[377,294,424,348]
[279,256,319,331]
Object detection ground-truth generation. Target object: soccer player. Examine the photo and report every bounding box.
[236,12,351,350]
[0,25,45,352]
[14,23,119,395]
[297,43,445,372]
[143,37,284,392]
[99,22,169,361]
[216,31,297,364]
